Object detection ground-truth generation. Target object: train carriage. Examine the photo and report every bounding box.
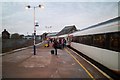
[70,17,120,73]
[49,17,120,74]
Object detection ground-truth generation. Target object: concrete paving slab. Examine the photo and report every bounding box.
[2,43,109,79]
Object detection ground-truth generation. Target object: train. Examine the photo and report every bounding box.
[49,16,120,76]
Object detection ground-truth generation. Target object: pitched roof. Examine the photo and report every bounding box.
[47,32,58,37]
[57,25,77,36]
[2,29,10,35]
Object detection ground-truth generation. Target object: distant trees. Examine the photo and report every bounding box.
[19,35,24,39]
[11,33,20,39]
[2,29,25,39]
[11,33,24,39]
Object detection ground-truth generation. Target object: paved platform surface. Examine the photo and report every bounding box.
[2,42,111,79]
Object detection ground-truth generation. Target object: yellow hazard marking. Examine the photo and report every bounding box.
[69,48,112,79]
[65,48,95,79]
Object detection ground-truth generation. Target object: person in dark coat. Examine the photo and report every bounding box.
[63,38,66,47]
[53,39,59,55]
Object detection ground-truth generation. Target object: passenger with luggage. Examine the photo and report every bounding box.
[53,39,59,55]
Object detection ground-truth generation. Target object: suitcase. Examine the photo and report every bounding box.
[51,50,54,54]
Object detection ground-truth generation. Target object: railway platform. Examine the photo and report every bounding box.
[2,42,111,79]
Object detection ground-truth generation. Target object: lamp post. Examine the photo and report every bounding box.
[26,4,44,55]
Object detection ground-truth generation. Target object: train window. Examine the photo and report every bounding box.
[109,32,119,51]
[83,36,86,44]
[79,36,83,43]
[93,34,106,48]
[76,36,79,43]
[72,35,93,45]
[72,36,79,43]
[80,36,84,44]
[80,36,86,44]
[71,32,119,52]
[72,37,75,42]
[78,36,80,43]
[85,35,93,45]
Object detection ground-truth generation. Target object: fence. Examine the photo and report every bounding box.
[2,39,41,53]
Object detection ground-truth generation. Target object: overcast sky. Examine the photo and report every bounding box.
[1,0,119,35]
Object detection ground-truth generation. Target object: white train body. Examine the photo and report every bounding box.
[50,17,120,72]
[70,17,120,71]
[49,17,120,72]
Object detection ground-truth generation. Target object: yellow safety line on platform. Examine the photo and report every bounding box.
[64,48,95,79]
[68,48,112,79]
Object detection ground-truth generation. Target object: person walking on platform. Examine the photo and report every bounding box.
[63,38,66,47]
[61,38,64,49]
[53,39,59,55]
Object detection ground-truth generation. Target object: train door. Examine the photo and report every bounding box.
[67,34,73,46]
